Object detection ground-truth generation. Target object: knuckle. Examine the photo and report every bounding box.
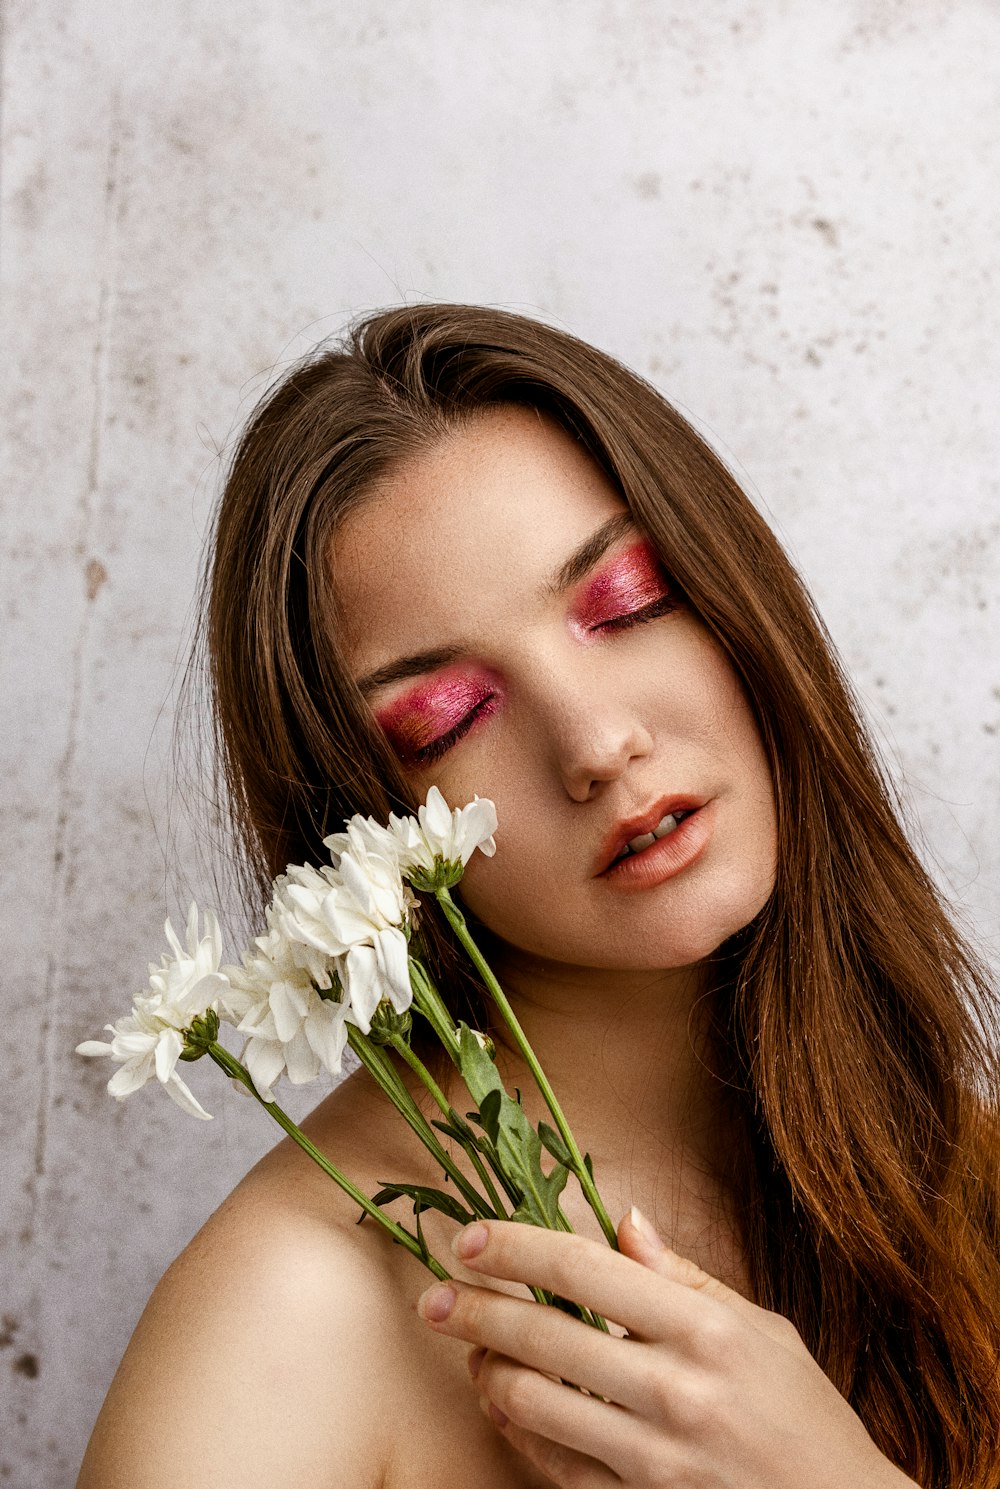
[673,1371,720,1435]
[454,1285,489,1334]
[530,1436,587,1487]
[691,1303,739,1361]
[649,1364,719,1436]
[499,1365,539,1421]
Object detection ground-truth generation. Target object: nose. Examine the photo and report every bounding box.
[541,672,654,804]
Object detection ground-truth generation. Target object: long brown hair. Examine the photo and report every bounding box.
[195,302,1000,1486]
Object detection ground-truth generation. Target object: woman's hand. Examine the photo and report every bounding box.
[416,1209,917,1488]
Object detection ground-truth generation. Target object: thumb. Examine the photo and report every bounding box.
[618,1206,781,1334]
[618,1205,729,1296]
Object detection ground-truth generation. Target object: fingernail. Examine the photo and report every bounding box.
[418,1283,456,1322]
[629,1204,664,1250]
[452,1221,488,1260]
[468,1346,487,1379]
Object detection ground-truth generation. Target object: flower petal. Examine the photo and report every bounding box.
[303,1000,349,1076]
[343,944,379,1032]
[243,1037,285,1101]
[375,927,412,1013]
[108,1056,155,1100]
[164,1069,213,1120]
[155,1027,184,1083]
[283,1028,321,1085]
[76,1040,113,1058]
[422,785,452,838]
[270,980,305,1043]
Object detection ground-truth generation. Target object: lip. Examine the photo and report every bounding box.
[596,801,715,891]
[593,794,711,877]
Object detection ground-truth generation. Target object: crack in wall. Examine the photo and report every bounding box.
[25,103,123,1244]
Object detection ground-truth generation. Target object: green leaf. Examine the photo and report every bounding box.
[372,1181,478,1227]
[538,1122,573,1166]
[445,1107,480,1142]
[509,1160,569,1229]
[457,1022,574,1231]
[478,1089,502,1145]
[458,1022,505,1106]
[583,1152,594,1180]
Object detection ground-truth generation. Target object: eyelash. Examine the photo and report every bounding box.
[592,594,677,633]
[411,695,496,765]
[409,596,676,766]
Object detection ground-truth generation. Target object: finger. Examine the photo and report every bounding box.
[485,1406,622,1488]
[419,1278,655,1409]
[451,1220,718,1345]
[478,1348,639,1484]
[617,1208,807,1351]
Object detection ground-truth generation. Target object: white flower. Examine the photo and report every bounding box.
[76,904,228,1120]
[222,918,350,1102]
[383,786,498,888]
[273,836,412,1035]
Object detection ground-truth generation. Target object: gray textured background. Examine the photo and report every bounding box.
[2,2,998,1483]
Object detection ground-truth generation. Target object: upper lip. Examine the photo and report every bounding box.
[593,794,708,876]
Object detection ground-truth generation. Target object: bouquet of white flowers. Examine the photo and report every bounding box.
[78,789,617,1330]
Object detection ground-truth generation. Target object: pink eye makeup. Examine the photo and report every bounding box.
[374,665,504,767]
[570,539,676,633]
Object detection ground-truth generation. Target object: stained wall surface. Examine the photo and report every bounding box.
[2,2,998,1483]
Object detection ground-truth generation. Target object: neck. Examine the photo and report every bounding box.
[426,948,740,1248]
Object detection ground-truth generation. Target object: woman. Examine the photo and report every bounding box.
[78,304,1000,1488]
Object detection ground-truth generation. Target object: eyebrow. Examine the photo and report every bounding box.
[355,511,638,697]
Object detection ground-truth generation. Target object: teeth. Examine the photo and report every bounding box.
[626,812,682,854]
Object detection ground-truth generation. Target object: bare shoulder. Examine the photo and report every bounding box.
[77,1071,427,1489]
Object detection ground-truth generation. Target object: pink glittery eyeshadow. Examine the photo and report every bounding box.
[571,540,671,628]
[374,666,501,762]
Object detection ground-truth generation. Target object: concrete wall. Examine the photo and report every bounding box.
[2,2,997,1482]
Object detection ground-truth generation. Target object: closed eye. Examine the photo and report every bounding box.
[408,600,674,764]
[592,595,677,633]
[409,694,497,766]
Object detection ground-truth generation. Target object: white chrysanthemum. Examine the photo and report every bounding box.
[272,838,412,1035]
[386,786,498,888]
[76,904,228,1120]
[323,813,399,868]
[222,920,350,1102]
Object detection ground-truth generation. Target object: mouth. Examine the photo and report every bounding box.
[608,809,694,866]
[595,796,709,877]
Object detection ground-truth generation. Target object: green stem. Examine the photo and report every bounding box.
[436,888,619,1250]
[346,1026,495,1222]
[387,1033,509,1220]
[206,1043,451,1281]
[408,959,461,1064]
[406,959,528,1214]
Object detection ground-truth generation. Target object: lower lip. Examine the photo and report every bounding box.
[598,803,714,891]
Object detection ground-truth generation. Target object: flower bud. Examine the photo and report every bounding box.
[179,1007,220,1061]
[368,1000,413,1046]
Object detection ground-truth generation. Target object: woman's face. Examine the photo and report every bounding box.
[332,406,777,973]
